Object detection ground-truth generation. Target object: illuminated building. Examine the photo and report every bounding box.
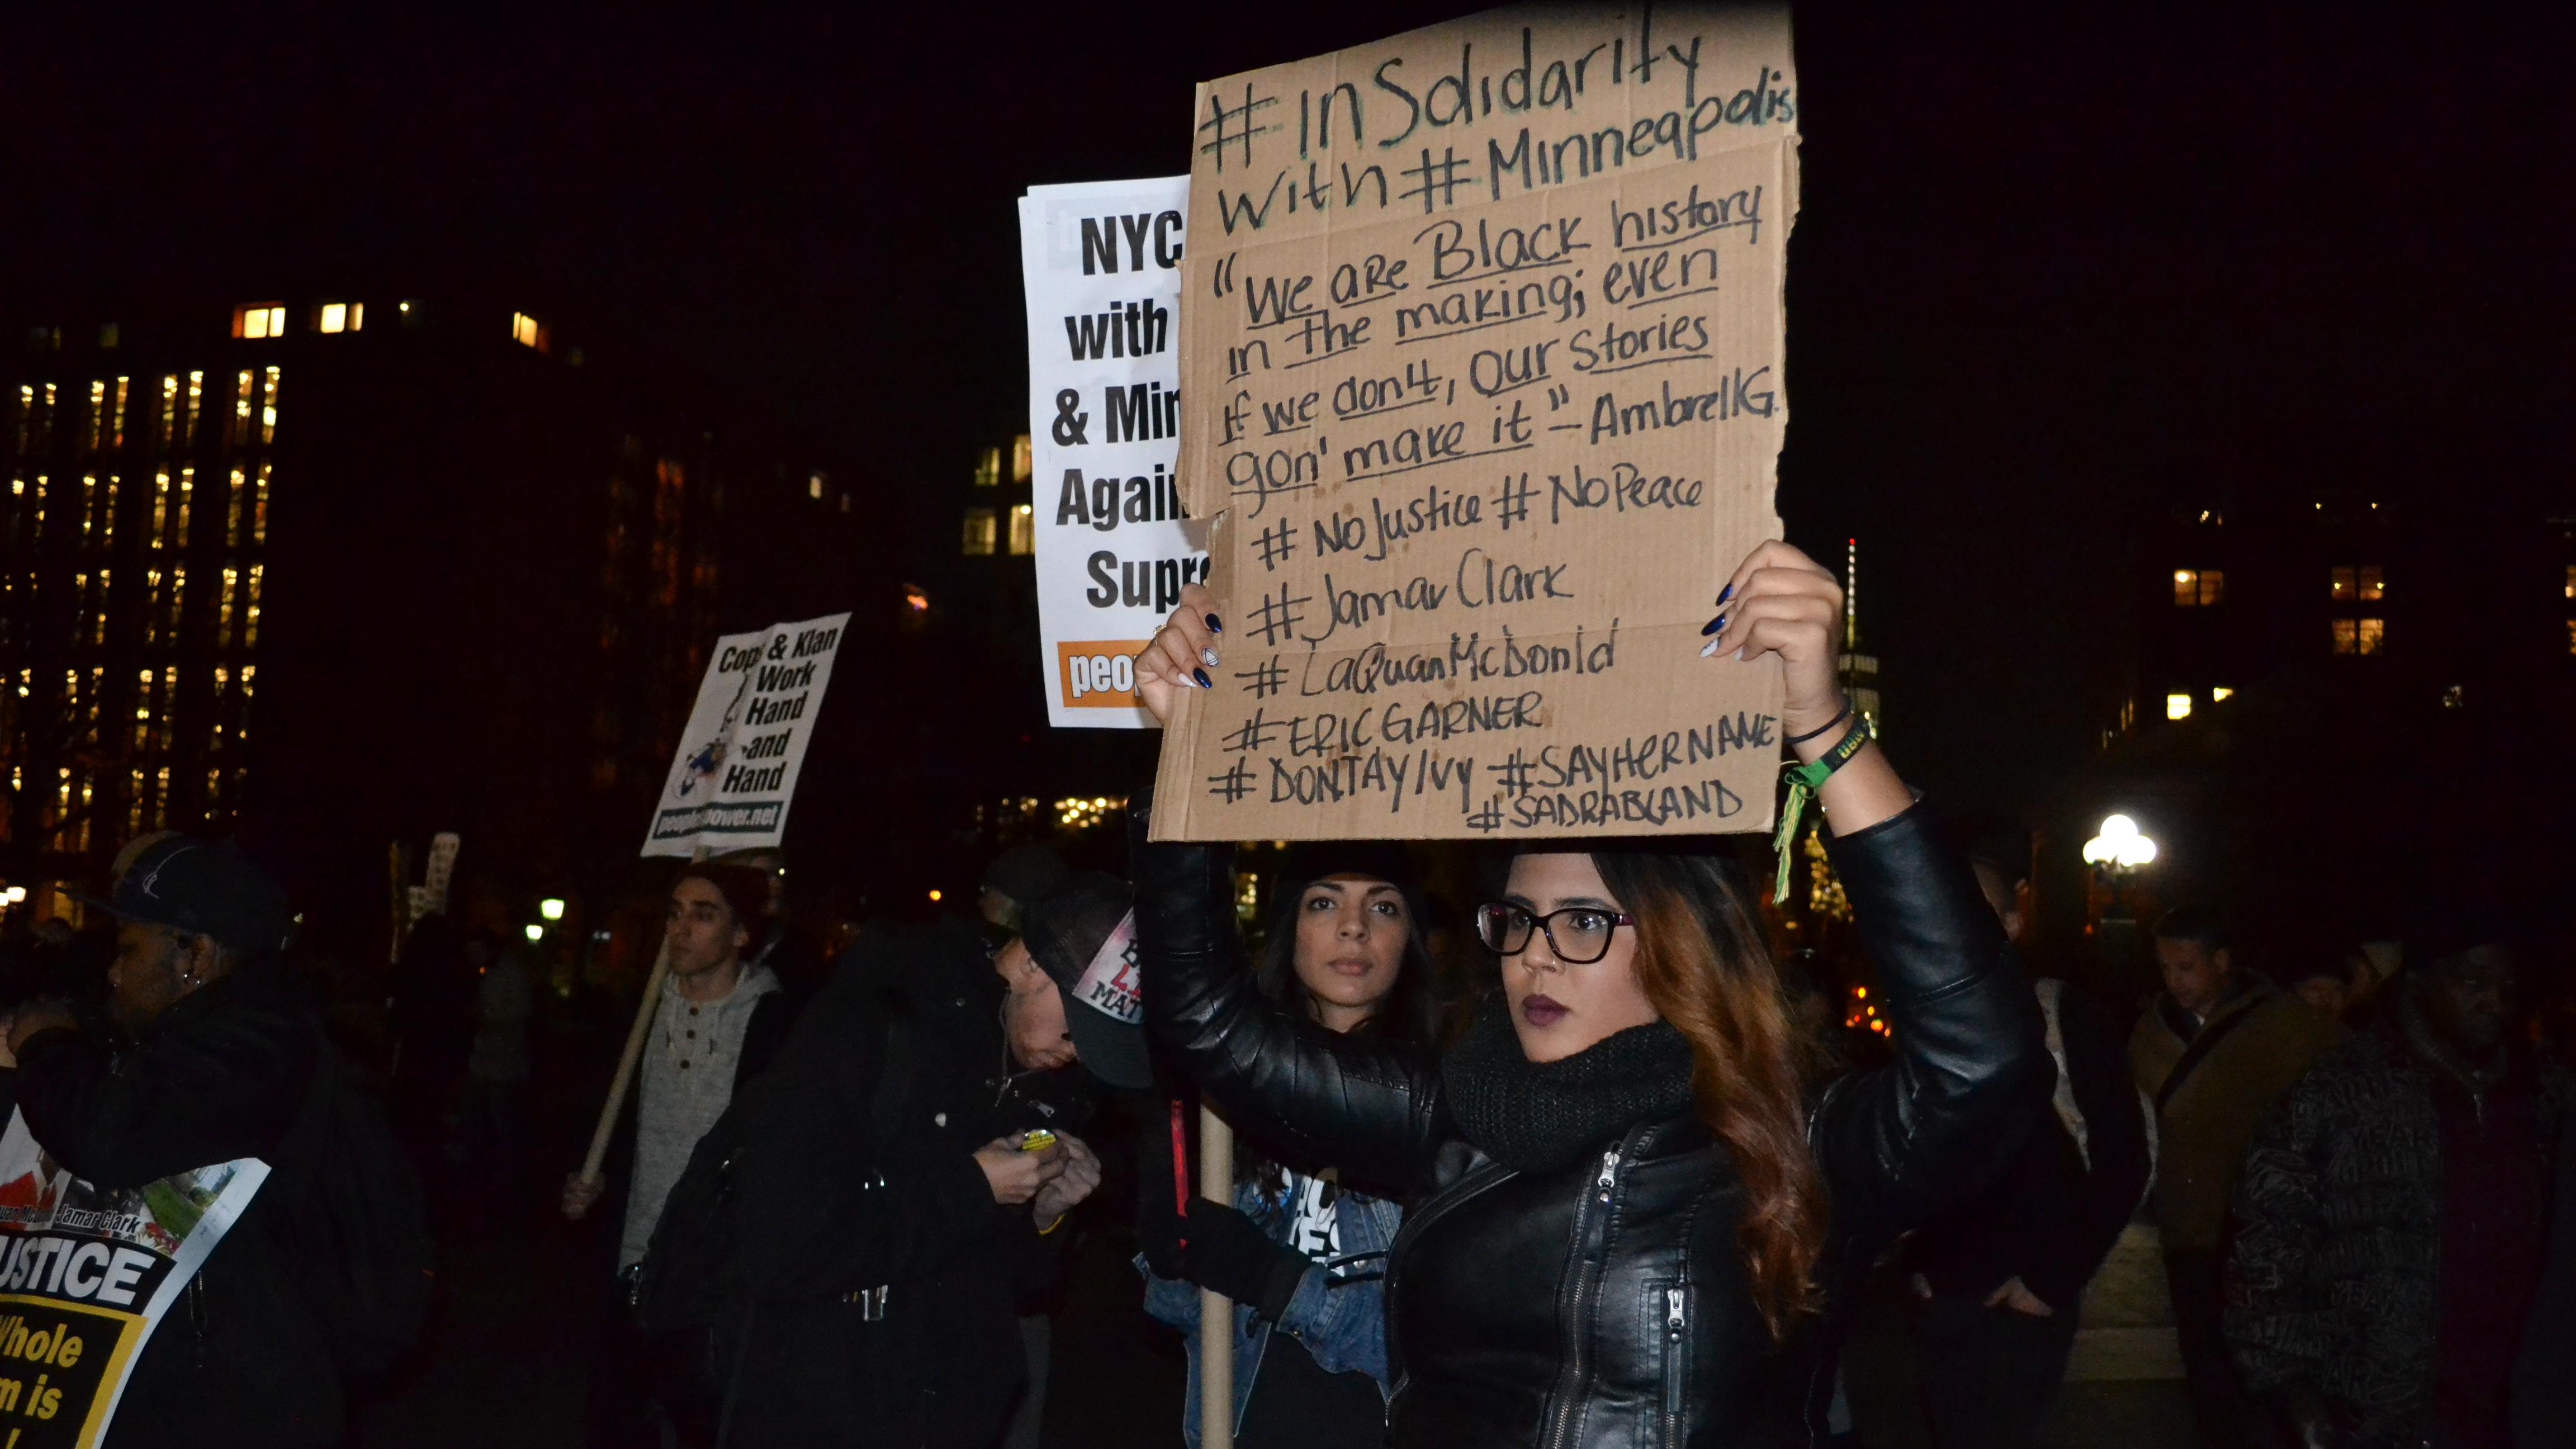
[1,299,860,939]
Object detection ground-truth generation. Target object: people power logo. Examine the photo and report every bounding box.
[1056,640,1151,709]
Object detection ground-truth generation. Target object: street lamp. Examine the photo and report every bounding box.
[539,898,566,922]
[2082,814,2158,923]
[2081,815,2158,870]
[523,923,544,943]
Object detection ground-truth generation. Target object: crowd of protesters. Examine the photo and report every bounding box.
[1,560,2571,1449]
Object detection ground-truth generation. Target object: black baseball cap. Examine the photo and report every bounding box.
[1020,870,1151,1090]
[77,836,294,958]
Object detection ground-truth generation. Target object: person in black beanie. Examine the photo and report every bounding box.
[1136,842,1440,1448]
[687,869,1142,1447]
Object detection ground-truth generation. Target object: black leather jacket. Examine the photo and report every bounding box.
[1134,803,2047,1449]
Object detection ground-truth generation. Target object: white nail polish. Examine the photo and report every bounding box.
[1200,647,1220,669]
[1698,637,1722,658]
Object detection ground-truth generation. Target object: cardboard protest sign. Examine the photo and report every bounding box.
[641,613,849,857]
[1020,178,1207,727]
[1153,4,1796,841]
[0,1108,267,1447]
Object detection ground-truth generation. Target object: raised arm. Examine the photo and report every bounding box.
[1128,799,1446,1192]
[1708,542,2047,1229]
[1808,806,2047,1229]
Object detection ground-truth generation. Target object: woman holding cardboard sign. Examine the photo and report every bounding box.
[1129,540,2046,1447]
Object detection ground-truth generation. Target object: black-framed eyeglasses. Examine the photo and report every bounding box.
[1473,902,1634,965]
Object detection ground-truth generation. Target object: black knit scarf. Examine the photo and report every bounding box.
[1440,993,1698,1174]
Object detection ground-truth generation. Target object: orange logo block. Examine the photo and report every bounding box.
[1056,641,1151,708]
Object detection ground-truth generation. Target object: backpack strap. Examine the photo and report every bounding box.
[2154,997,2263,1115]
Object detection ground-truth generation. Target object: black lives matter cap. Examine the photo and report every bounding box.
[77,836,294,958]
[1021,870,1151,1090]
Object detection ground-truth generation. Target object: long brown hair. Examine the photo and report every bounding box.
[1589,849,1827,1339]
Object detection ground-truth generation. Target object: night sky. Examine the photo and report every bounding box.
[7,4,2568,815]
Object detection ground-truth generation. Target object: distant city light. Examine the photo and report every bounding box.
[902,586,930,614]
[539,898,565,921]
[927,889,943,903]
[2166,693,2193,721]
[2,886,22,903]
[523,924,544,942]
[2211,686,2234,702]
[1056,795,1125,830]
[512,312,541,348]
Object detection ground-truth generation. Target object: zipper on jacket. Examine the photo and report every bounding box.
[1661,1286,1687,1446]
[1542,1137,1635,1449]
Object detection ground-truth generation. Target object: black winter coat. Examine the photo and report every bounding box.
[714,917,1087,1448]
[8,957,344,1448]
[1134,802,2047,1449]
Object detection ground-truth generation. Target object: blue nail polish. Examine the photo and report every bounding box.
[1718,583,1734,604]
[1192,667,1212,689]
[1205,614,1223,632]
[1701,615,1724,636]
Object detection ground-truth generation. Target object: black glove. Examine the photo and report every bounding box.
[1181,1201,1311,1324]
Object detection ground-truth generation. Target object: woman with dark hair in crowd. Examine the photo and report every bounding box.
[1127,541,2047,1446]
[1138,842,1435,1448]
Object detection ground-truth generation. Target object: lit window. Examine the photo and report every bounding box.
[2172,568,2223,607]
[234,304,287,339]
[2562,565,2573,600]
[87,381,106,452]
[512,312,542,348]
[2442,685,2464,709]
[1007,503,1035,556]
[2210,686,2233,702]
[2330,565,2385,602]
[961,508,997,556]
[2565,621,2575,656]
[973,447,1001,488]
[808,472,825,500]
[109,377,127,450]
[1012,434,1033,483]
[261,366,279,444]
[2332,618,2388,656]
[316,301,362,334]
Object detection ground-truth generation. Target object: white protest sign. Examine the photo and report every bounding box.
[1020,177,1206,728]
[641,613,849,857]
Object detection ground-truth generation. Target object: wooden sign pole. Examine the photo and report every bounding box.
[577,843,704,1187]
[577,933,673,1186]
[1199,1103,1235,1449]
